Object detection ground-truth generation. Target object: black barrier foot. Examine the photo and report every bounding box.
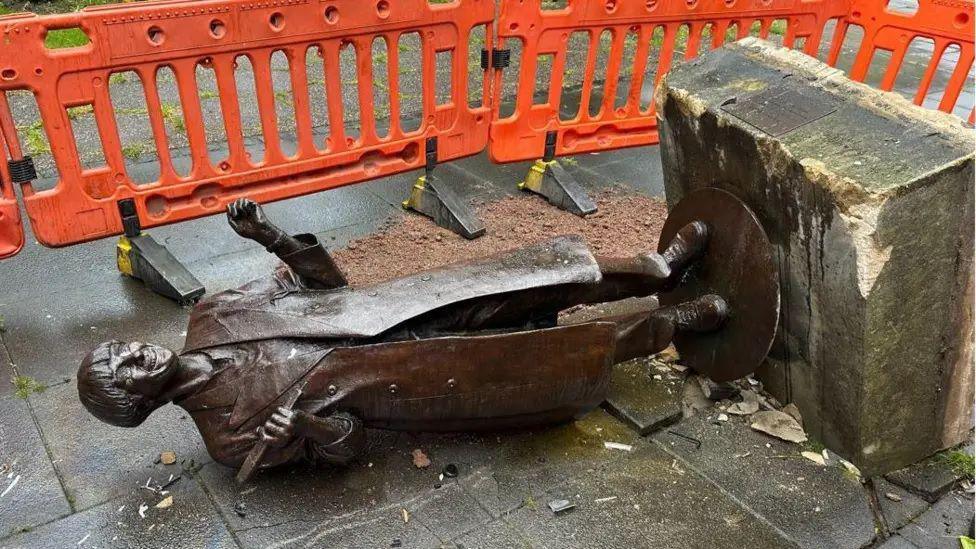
[117,234,205,305]
[402,136,485,240]
[402,174,486,240]
[115,199,205,305]
[518,159,597,216]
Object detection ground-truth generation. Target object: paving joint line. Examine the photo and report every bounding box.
[651,436,806,549]
[0,329,76,516]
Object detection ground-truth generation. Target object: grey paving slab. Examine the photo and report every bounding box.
[0,338,14,399]
[897,491,974,549]
[405,483,492,542]
[887,450,972,503]
[195,409,641,546]
[654,415,876,549]
[451,519,534,548]
[0,474,237,549]
[0,396,71,539]
[878,535,921,549]
[504,443,794,549]
[875,477,931,531]
[603,356,684,435]
[455,409,643,518]
[28,383,210,511]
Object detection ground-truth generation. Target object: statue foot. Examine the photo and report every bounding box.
[658,294,729,333]
[661,220,710,274]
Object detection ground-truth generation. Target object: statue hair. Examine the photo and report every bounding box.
[77,341,156,428]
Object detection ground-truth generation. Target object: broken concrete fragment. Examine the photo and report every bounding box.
[726,390,760,416]
[750,411,807,444]
[658,37,974,475]
[781,404,803,428]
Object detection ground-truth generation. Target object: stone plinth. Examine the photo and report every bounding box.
[656,37,974,475]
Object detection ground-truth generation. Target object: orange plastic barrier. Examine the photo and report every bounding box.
[0,0,971,257]
[488,0,974,163]
[840,0,975,122]
[0,134,25,259]
[0,0,493,247]
[0,94,25,259]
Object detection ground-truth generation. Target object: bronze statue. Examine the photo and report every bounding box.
[77,188,779,482]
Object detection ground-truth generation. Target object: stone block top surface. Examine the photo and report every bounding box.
[659,37,973,197]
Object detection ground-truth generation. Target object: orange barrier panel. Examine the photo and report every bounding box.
[0,98,26,259]
[0,0,493,247]
[487,0,973,163]
[838,0,974,122]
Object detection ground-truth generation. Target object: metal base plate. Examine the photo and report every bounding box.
[657,188,780,382]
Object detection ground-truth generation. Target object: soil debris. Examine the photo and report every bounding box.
[332,190,668,286]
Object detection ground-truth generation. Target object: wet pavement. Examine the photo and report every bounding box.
[0,8,973,547]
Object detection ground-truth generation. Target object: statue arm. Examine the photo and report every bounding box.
[227,198,348,290]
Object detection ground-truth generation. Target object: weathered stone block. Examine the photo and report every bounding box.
[656,38,974,475]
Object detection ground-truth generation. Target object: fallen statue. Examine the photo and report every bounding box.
[77,188,779,483]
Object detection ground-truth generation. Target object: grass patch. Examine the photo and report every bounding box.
[11,375,45,400]
[938,450,975,479]
[121,143,148,160]
[44,27,90,49]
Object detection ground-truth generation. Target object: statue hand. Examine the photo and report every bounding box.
[258,406,296,448]
[227,198,278,245]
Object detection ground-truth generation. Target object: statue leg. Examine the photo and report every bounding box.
[608,294,728,364]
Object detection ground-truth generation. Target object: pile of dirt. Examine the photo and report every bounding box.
[332,189,669,286]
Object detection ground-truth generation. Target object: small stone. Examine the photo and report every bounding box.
[801,451,826,466]
[401,508,410,523]
[441,464,459,478]
[548,499,576,514]
[159,451,177,465]
[885,492,903,502]
[717,413,729,422]
[655,346,680,363]
[411,449,431,469]
[750,410,808,443]
[234,502,247,518]
[155,495,173,509]
[698,377,740,401]
[434,234,443,242]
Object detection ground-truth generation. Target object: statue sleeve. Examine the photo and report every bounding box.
[277,234,348,290]
[303,412,366,465]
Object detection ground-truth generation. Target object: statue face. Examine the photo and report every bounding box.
[110,341,178,398]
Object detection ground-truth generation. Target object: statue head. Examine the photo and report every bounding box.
[77,341,178,427]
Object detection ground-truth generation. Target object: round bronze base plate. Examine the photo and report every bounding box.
[657,188,780,382]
